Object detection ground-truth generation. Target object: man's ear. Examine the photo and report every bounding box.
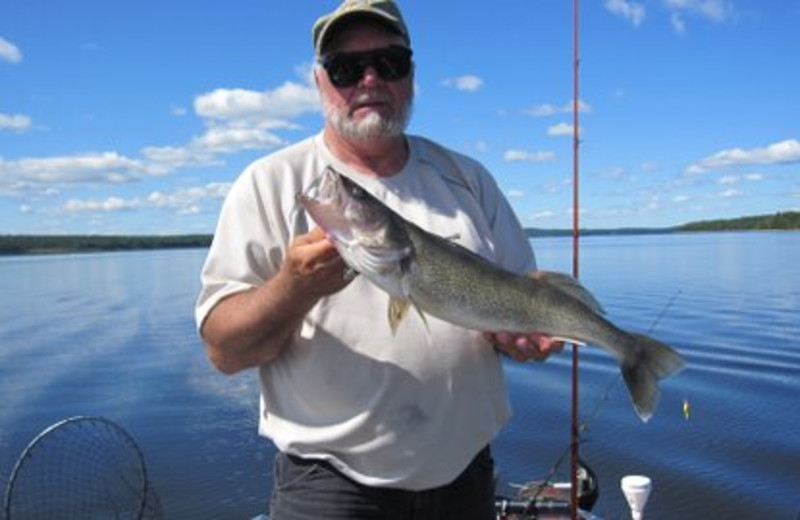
[313,66,322,88]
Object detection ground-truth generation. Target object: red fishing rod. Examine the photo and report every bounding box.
[570,0,581,518]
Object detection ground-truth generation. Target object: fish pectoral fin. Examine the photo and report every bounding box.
[410,298,430,334]
[387,297,430,336]
[535,270,606,314]
[388,297,411,335]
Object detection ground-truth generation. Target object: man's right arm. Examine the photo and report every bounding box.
[200,227,351,374]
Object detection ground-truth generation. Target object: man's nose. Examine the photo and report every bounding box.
[359,65,382,86]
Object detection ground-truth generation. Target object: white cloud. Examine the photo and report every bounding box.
[507,189,525,199]
[664,0,732,23]
[718,188,742,198]
[140,123,287,175]
[194,125,286,154]
[63,197,139,213]
[525,104,558,118]
[441,75,484,92]
[0,113,32,132]
[639,161,660,173]
[547,122,580,137]
[146,183,230,215]
[1,76,321,197]
[140,120,292,177]
[0,36,22,63]
[671,12,688,34]
[503,149,556,163]
[194,81,319,123]
[529,210,558,221]
[605,0,646,27]
[524,100,591,118]
[540,179,569,195]
[664,0,733,33]
[718,172,766,185]
[645,195,662,212]
[606,0,731,33]
[60,183,231,216]
[186,79,320,160]
[686,139,800,174]
[0,152,146,187]
[574,100,592,114]
[141,145,219,175]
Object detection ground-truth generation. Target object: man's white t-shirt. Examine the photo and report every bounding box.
[196,133,536,491]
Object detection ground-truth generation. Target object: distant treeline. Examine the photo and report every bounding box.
[528,211,800,238]
[527,227,672,238]
[2,211,798,255]
[0,234,212,256]
[676,211,800,232]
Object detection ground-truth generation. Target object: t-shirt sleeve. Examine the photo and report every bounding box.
[415,136,537,275]
[476,169,537,275]
[194,165,286,332]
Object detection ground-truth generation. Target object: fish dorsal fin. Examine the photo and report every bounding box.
[535,270,606,314]
[387,296,430,335]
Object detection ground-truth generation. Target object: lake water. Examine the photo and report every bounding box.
[1,232,798,519]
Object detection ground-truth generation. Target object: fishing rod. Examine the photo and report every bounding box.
[570,0,581,517]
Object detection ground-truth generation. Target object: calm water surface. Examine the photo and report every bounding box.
[1,232,798,519]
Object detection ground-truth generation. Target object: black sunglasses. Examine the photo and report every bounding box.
[319,45,413,88]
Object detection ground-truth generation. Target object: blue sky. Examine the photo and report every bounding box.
[1,0,798,234]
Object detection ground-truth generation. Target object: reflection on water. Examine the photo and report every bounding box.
[0,250,272,518]
[0,233,799,519]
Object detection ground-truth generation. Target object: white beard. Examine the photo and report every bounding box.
[322,91,413,142]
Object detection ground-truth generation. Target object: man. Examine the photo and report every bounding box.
[196,1,562,518]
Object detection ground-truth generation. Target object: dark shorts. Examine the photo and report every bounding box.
[269,447,495,520]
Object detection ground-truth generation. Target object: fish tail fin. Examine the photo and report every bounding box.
[620,333,686,422]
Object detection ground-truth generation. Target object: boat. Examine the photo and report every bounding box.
[251,459,601,520]
[493,458,601,519]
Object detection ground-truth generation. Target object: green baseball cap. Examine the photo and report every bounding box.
[312,0,411,56]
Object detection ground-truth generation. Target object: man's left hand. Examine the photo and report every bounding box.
[484,331,565,362]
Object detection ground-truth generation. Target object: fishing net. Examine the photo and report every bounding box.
[3,416,162,520]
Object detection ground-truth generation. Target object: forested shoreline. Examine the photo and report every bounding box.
[1,211,798,255]
[677,211,800,232]
[527,211,800,238]
[0,234,212,255]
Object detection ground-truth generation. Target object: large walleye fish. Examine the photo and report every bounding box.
[298,168,685,421]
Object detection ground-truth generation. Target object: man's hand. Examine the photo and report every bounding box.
[483,331,565,363]
[280,227,354,298]
[201,226,354,374]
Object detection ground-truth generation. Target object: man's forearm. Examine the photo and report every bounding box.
[200,273,319,374]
